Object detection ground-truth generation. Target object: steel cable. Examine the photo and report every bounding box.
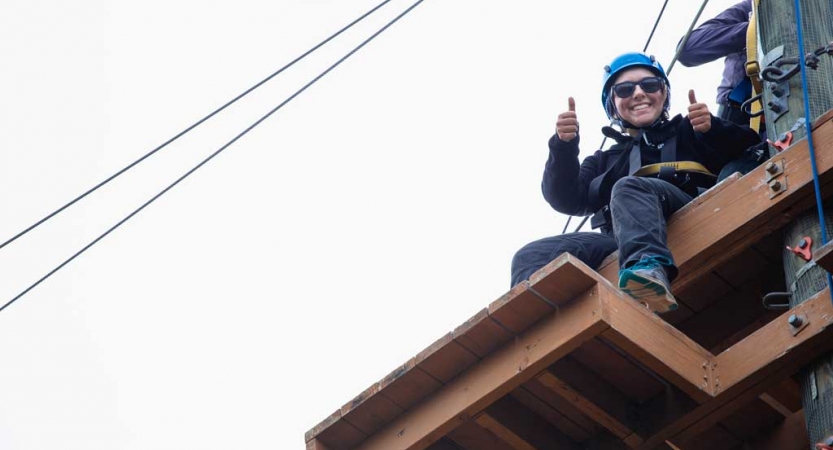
[0,0,395,252]
[0,0,428,313]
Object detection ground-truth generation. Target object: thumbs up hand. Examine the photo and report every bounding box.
[556,97,579,142]
[687,89,712,133]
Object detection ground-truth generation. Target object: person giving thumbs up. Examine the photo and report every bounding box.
[556,97,579,142]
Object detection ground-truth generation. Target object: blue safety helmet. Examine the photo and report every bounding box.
[601,52,671,121]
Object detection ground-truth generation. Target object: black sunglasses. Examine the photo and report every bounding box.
[612,76,664,98]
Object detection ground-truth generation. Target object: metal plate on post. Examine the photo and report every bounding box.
[768,176,788,198]
[789,312,809,336]
[764,160,784,181]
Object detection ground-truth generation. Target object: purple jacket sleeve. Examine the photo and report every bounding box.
[677,0,751,66]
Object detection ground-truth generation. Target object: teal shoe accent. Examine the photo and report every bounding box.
[618,257,678,313]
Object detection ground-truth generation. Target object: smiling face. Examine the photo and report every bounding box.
[612,67,667,128]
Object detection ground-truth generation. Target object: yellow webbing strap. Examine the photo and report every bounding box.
[746,0,763,133]
[633,161,716,179]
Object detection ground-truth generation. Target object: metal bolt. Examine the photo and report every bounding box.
[825,436,833,445]
[788,314,803,328]
[771,180,782,191]
[769,102,783,113]
[799,239,808,249]
[765,162,778,174]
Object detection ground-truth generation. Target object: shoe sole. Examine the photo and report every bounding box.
[618,271,679,313]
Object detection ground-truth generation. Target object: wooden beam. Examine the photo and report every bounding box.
[814,240,833,274]
[640,290,833,449]
[713,287,833,396]
[739,409,807,450]
[307,439,334,450]
[596,115,833,298]
[479,396,582,450]
[351,264,608,450]
[447,419,516,450]
[510,386,593,442]
[474,414,538,450]
[536,371,633,443]
[600,289,713,403]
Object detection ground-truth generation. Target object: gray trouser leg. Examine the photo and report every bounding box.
[510,232,617,287]
[609,177,693,281]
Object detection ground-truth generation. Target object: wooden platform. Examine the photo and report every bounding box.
[305,111,833,450]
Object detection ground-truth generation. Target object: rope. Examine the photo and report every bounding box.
[0,0,428,314]
[791,0,833,304]
[0,0,395,253]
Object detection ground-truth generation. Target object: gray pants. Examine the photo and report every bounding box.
[511,176,692,286]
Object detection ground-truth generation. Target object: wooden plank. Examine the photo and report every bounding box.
[599,288,713,403]
[352,275,608,450]
[635,384,700,441]
[716,397,784,441]
[453,308,514,358]
[713,287,833,396]
[447,419,516,450]
[416,334,480,384]
[314,419,368,450]
[379,365,443,411]
[643,291,833,448]
[536,370,636,444]
[343,393,406,436]
[740,409,808,450]
[652,355,808,448]
[527,254,599,305]
[677,270,781,352]
[307,438,334,450]
[425,439,461,450]
[571,338,665,403]
[482,396,582,450]
[759,377,802,417]
[814,240,833,274]
[518,378,599,436]
[488,282,558,335]
[595,116,833,299]
[672,425,740,450]
[546,358,640,444]
[673,271,732,313]
[510,386,593,442]
[474,414,539,450]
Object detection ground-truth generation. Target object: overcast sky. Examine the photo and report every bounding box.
[0,0,741,448]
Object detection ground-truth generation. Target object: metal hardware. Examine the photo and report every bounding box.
[786,236,813,261]
[788,313,809,336]
[762,292,791,310]
[769,177,787,198]
[764,159,784,181]
[741,92,766,117]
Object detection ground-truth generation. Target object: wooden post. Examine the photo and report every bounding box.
[760,0,833,445]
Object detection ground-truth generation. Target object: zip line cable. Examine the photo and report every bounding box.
[666,0,710,75]
[0,0,428,314]
[0,0,394,253]
[643,0,671,53]
[566,0,673,234]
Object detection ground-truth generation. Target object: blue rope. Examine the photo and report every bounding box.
[792,0,833,301]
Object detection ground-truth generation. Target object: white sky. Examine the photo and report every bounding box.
[0,1,742,448]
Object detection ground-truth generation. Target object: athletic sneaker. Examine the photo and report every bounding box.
[618,257,679,313]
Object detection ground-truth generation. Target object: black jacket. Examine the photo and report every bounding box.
[542,114,761,218]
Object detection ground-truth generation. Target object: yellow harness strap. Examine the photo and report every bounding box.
[633,161,716,179]
[745,0,763,133]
